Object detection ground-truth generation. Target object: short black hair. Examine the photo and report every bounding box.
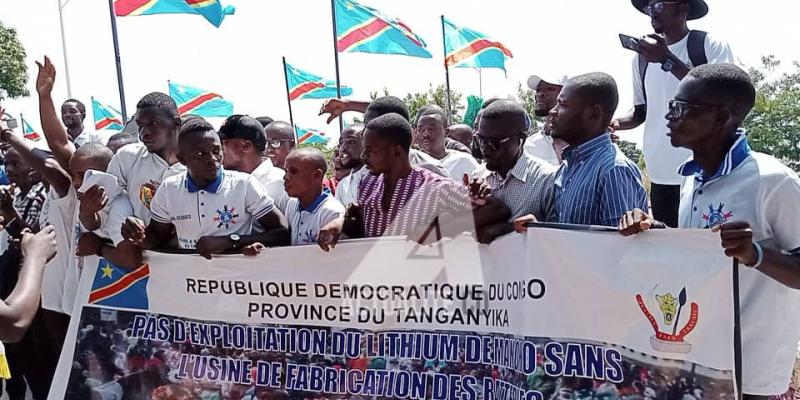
[416,104,448,127]
[108,132,137,144]
[480,99,529,133]
[365,113,413,151]
[481,98,501,110]
[567,72,619,126]
[686,63,756,119]
[364,96,410,123]
[288,147,328,174]
[178,117,215,145]
[63,99,86,114]
[341,123,365,137]
[256,116,274,128]
[136,92,179,119]
[73,142,113,165]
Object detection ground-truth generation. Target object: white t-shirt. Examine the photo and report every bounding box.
[106,143,186,224]
[285,191,345,246]
[251,159,289,214]
[149,169,275,249]
[439,150,480,182]
[335,166,370,206]
[410,149,450,178]
[39,187,81,315]
[678,141,800,395]
[633,32,734,185]
[73,128,109,147]
[524,133,561,167]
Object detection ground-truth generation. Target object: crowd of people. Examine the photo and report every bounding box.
[0,0,799,399]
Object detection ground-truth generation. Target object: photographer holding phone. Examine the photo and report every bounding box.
[610,0,733,228]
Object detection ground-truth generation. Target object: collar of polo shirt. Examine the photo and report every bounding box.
[678,129,751,184]
[186,169,224,193]
[299,189,331,213]
[563,133,612,162]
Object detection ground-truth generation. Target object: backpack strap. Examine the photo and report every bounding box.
[687,30,708,68]
[638,54,649,103]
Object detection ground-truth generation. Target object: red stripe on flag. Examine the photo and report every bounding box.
[178,92,223,115]
[96,117,122,130]
[89,264,150,304]
[114,0,157,16]
[337,18,390,51]
[298,132,314,144]
[446,38,513,66]
[289,82,326,101]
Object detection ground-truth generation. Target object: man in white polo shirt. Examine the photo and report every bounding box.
[61,98,107,147]
[217,114,289,213]
[619,64,800,399]
[524,74,568,166]
[106,92,186,225]
[121,118,290,258]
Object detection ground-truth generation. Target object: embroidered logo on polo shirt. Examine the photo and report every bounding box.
[702,203,733,228]
[139,185,155,210]
[213,205,239,229]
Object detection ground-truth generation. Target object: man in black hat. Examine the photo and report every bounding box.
[218,115,289,212]
[611,0,733,228]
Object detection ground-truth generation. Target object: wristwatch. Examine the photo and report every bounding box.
[229,234,241,249]
[661,58,675,72]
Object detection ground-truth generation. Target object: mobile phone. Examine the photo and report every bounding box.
[619,33,640,51]
[1,113,17,130]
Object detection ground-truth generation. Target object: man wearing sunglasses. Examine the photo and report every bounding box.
[263,120,296,169]
[611,0,732,228]
[619,64,800,400]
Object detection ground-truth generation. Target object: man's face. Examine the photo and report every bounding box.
[549,84,587,144]
[415,114,446,156]
[361,128,394,175]
[265,128,293,168]
[136,107,178,153]
[178,131,224,185]
[647,0,687,34]
[69,154,110,192]
[221,138,247,171]
[476,117,523,172]
[535,82,562,117]
[446,125,474,149]
[4,149,33,186]
[283,155,319,198]
[61,101,84,129]
[338,127,363,169]
[666,78,722,150]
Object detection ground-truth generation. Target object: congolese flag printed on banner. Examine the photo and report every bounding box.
[295,125,328,145]
[285,62,352,101]
[443,17,513,70]
[335,0,432,58]
[169,81,233,117]
[91,98,124,131]
[20,116,41,141]
[51,230,738,400]
[114,0,235,27]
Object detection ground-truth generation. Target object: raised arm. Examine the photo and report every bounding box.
[35,56,76,171]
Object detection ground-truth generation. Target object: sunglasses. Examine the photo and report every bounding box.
[643,1,683,16]
[474,133,523,151]
[267,139,294,149]
[667,100,723,120]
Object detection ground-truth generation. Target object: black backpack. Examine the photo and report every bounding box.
[638,30,708,103]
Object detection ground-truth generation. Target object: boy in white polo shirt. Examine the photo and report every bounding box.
[271,148,344,246]
[619,64,800,399]
[121,118,290,258]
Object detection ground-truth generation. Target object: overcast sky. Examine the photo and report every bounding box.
[3,0,800,146]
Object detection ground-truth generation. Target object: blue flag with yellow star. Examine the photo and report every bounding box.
[89,259,150,310]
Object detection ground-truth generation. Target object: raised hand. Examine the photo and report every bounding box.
[35,56,57,96]
[318,99,348,124]
[79,185,109,217]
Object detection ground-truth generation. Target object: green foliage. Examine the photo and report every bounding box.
[617,140,643,165]
[403,83,464,124]
[0,22,29,100]
[744,56,800,171]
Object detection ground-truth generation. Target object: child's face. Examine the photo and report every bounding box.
[283,155,320,198]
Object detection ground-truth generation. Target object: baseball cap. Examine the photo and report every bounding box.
[218,115,267,149]
[527,74,567,90]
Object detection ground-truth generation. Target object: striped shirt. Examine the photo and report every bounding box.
[554,134,648,226]
[358,168,470,237]
[474,152,557,221]
[13,182,48,228]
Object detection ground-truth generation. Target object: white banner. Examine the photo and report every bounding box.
[50,228,735,400]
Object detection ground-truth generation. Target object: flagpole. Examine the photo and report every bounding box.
[107,0,128,121]
[478,68,483,98]
[282,57,297,140]
[440,15,452,121]
[57,0,73,98]
[330,0,343,132]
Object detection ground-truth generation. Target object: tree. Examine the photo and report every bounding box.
[0,22,29,100]
[403,84,464,124]
[744,56,800,171]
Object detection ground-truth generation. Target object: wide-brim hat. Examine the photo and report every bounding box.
[631,0,709,20]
